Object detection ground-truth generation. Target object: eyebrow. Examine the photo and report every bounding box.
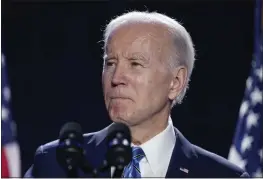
[103,53,149,63]
[128,53,149,63]
[103,54,115,61]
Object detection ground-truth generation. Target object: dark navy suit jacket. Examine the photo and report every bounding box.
[24,125,249,178]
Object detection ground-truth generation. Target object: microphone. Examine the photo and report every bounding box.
[56,122,85,178]
[106,122,132,178]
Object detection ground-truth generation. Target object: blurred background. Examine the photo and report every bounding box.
[1,0,262,177]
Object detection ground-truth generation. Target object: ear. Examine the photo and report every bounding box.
[168,66,188,101]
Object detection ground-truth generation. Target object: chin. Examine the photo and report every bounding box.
[109,113,134,126]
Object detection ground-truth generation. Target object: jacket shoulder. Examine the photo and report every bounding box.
[35,132,96,155]
[24,132,98,177]
[192,145,249,177]
[24,125,111,177]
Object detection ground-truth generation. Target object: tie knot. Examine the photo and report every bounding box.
[132,147,145,163]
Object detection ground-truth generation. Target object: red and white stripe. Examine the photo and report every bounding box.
[1,142,21,177]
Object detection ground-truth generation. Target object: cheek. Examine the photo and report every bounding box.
[136,71,169,102]
[102,74,111,98]
[102,71,112,85]
[133,75,155,100]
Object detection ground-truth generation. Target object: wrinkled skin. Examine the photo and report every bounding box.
[102,23,187,144]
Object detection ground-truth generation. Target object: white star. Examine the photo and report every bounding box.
[259,148,263,161]
[239,101,249,118]
[246,111,259,129]
[253,168,262,177]
[228,146,247,169]
[255,65,262,81]
[241,135,253,153]
[3,87,11,102]
[246,77,252,90]
[250,87,262,105]
[238,160,247,170]
[2,107,9,121]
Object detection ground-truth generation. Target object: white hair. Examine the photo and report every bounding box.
[103,11,196,107]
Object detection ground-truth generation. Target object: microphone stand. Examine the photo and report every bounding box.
[82,159,124,178]
[81,160,99,178]
[66,167,78,178]
[112,165,125,178]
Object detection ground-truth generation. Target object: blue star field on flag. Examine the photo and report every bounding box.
[228,0,263,177]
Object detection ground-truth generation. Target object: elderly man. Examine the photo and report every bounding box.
[24,11,249,178]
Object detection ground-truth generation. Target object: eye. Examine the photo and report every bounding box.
[105,60,116,67]
[131,61,142,67]
[106,61,115,66]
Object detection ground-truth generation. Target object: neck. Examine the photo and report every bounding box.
[130,105,170,145]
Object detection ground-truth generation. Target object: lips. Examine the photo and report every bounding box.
[109,94,132,100]
[110,96,130,100]
[107,91,132,101]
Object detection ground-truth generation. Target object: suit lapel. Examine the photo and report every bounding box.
[84,125,112,177]
[89,125,197,178]
[165,128,197,178]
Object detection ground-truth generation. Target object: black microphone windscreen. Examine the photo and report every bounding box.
[59,122,83,140]
[106,122,132,168]
[107,122,131,142]
[56,122,84,172]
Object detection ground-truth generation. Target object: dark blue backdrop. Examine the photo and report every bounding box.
[2,1,254,174]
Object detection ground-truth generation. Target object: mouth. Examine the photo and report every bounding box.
[109,94,133,101]
[110,97,130,100]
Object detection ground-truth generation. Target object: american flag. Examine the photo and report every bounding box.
[1,53,21,177]
[228,0,263,177]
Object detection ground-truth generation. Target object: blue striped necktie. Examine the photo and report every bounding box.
[122,147,145,178]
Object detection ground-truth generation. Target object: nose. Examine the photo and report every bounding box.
[111,64,127,87]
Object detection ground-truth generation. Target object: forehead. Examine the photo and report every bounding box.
[105,23,172,59]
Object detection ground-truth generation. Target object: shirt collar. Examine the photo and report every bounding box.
[132,116,176,174]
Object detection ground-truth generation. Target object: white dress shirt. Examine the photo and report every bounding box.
[111,116,176,178]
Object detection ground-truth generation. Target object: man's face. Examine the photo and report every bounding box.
[102,23,174,126]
